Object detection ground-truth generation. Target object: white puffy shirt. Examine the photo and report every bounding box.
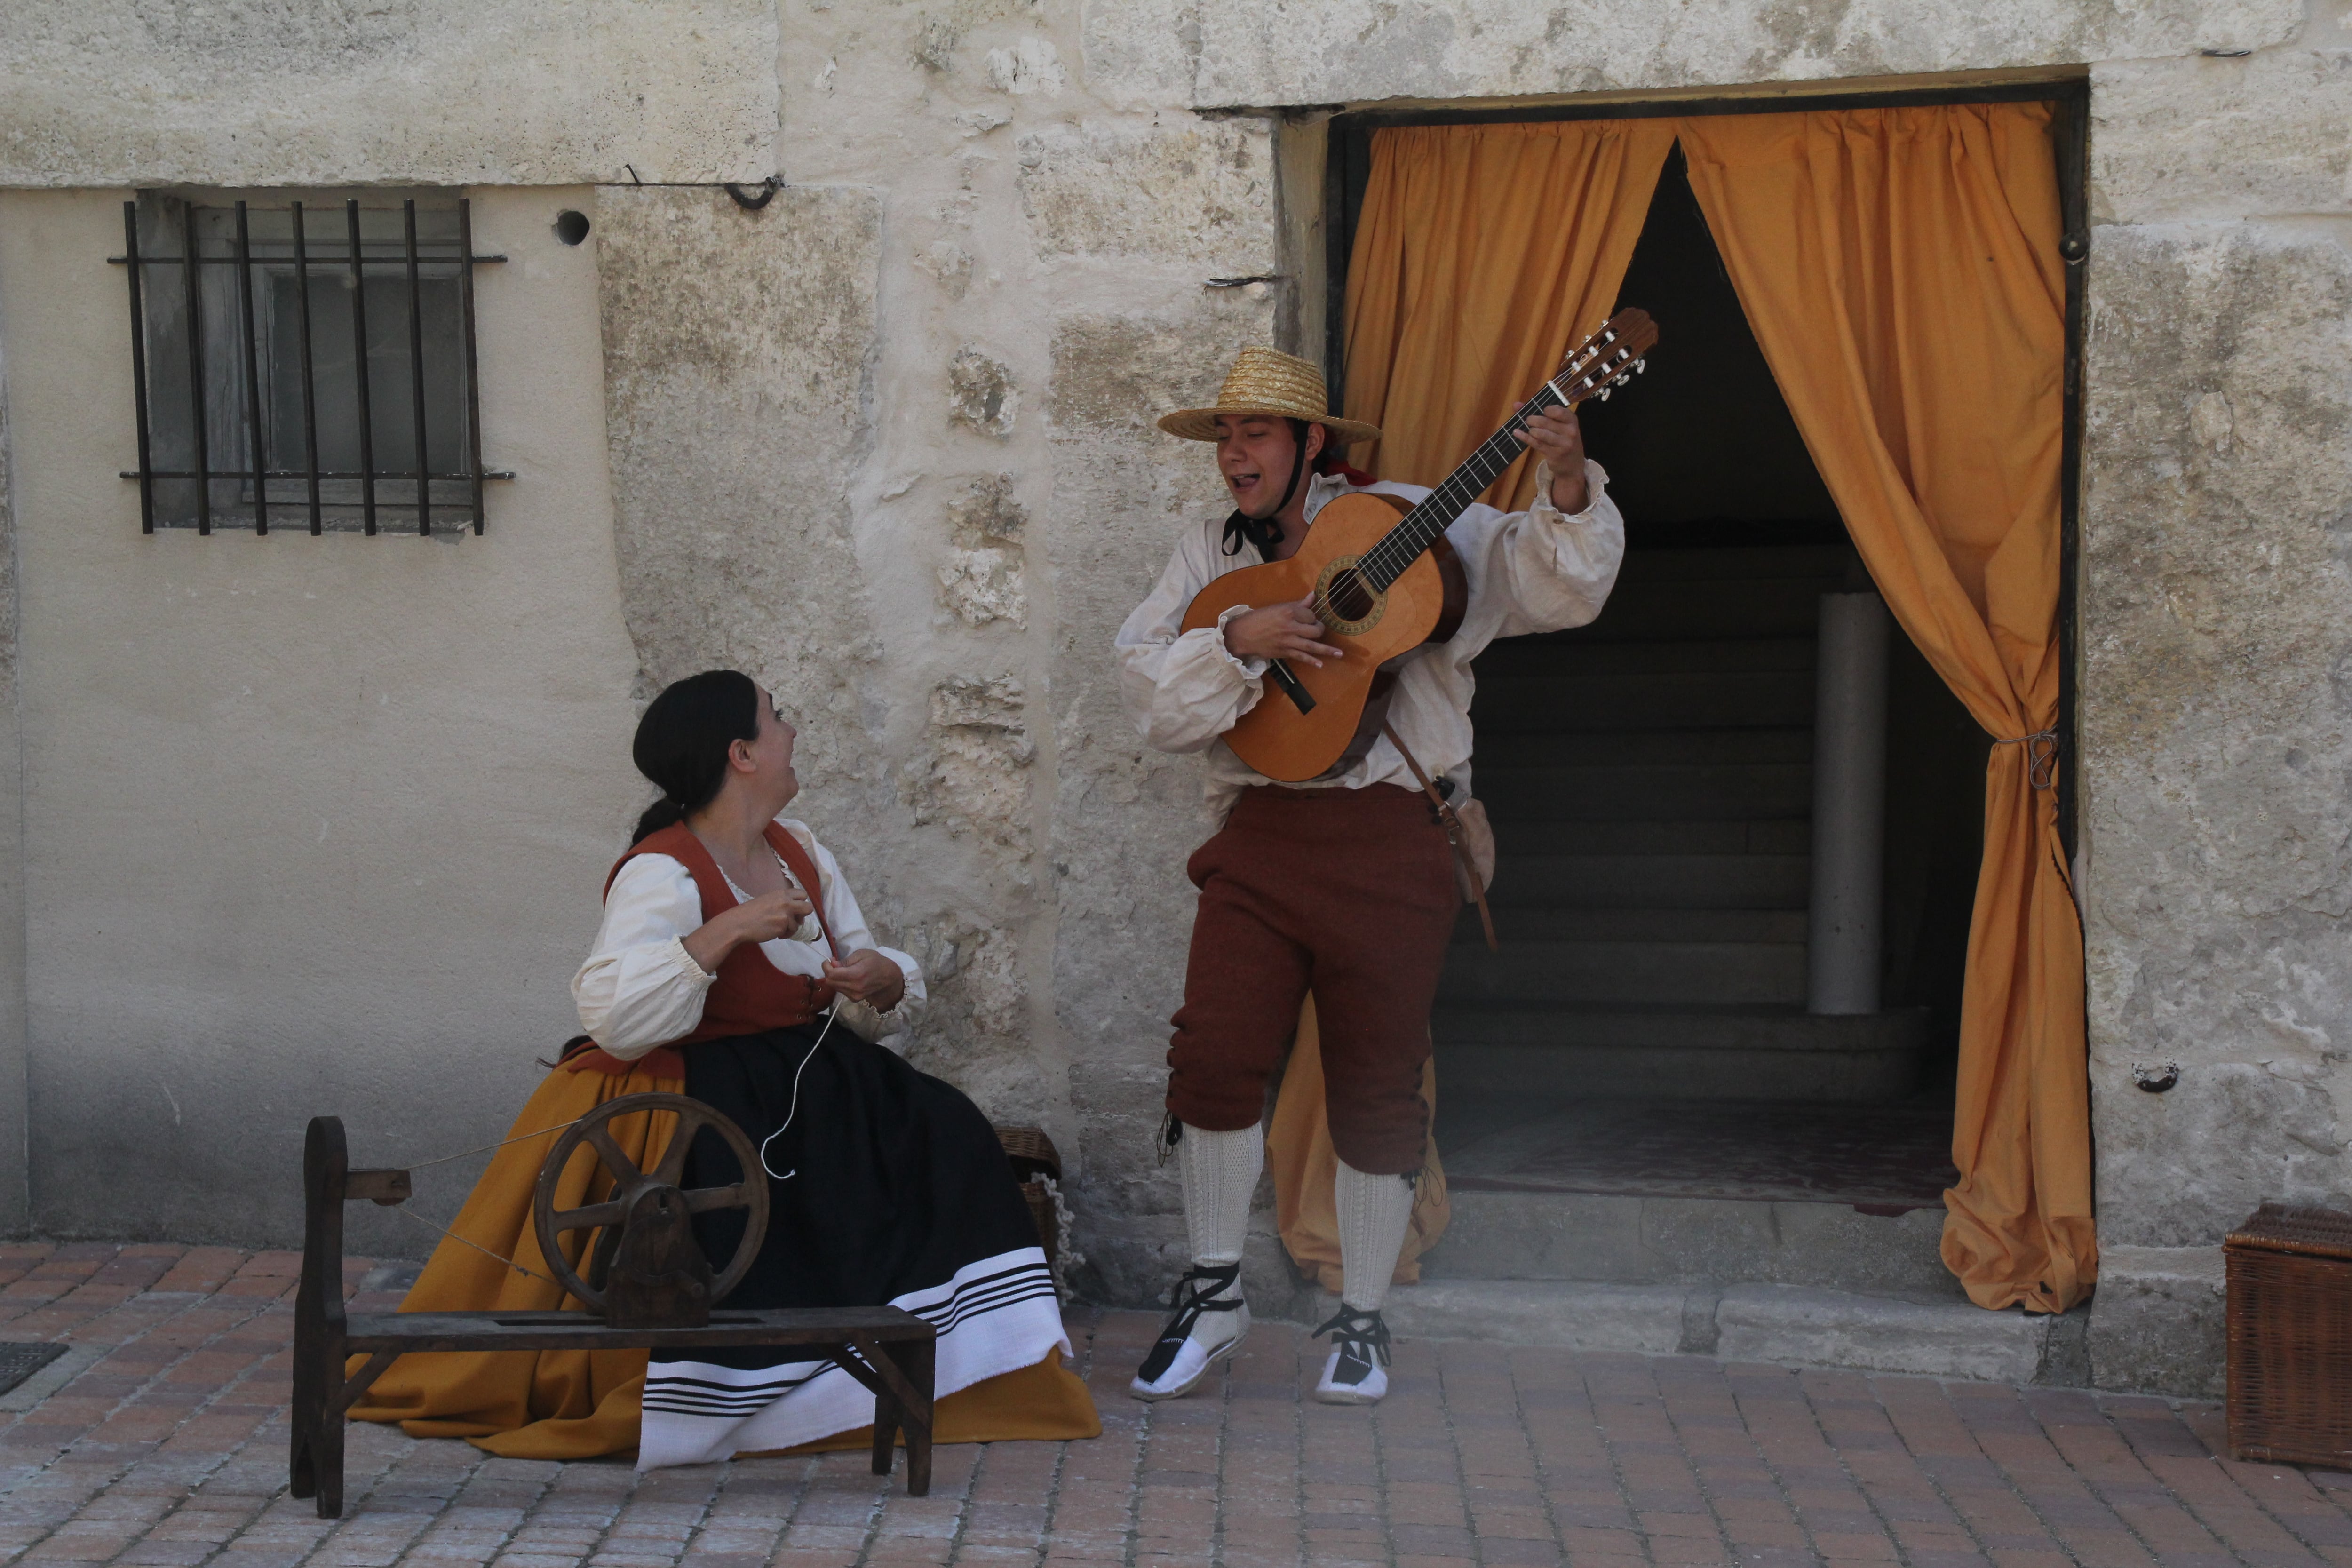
[570,818,926,1061]
[1115,460,1626,817]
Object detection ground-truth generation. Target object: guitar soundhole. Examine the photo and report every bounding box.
[1327,568,1376,624]
[1312,556,1386,637]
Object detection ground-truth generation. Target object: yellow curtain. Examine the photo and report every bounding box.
[1343,119,1678,509]
[1265,997,1450,1291]
[1677,103,2090,1312]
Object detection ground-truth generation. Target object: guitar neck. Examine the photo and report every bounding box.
[1357,382,1566,592]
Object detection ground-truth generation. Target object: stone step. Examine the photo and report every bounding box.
[1438,939,1805,1007]
[1492,818,1810,857]
[1329,1280,2088,1386]
[1472,669,1814,732]
[1486,852,1810,908]
[1431,1009,1932,1101]
[1472,761,1812,821]
[1474,726,1813,769]
[1450,907,1809,945]
[1476,636,1814,678]
[1542,575,1844,644]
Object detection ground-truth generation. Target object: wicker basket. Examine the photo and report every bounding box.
[995,1127,1064,1270]
[2227,1202,2352,1466]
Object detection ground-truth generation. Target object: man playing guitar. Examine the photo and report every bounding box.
[1115,345,1625,1405]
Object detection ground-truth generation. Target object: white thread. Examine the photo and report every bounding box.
[758,1008,838,1181]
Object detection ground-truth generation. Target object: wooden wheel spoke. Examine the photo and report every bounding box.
[680,1183,753,1215]
[552,1200,625,1233]
[649,1113,704,1188]
[582,1123,641,1185]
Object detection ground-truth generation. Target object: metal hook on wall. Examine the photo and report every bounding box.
[725,176,782,211]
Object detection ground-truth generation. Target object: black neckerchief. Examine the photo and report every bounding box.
[1220,418,1315,559]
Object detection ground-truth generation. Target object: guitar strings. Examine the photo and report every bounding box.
[1333,337,1638,606]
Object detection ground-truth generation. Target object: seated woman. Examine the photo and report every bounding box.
[351,670,1099,1467]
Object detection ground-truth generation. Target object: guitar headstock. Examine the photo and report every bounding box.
[1549,308,1659,406]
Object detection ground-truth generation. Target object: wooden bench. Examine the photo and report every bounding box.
[290,1114,936,1518]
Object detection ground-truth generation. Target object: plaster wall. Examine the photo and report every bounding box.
[0,188,647,1249]
[0,1,778,188]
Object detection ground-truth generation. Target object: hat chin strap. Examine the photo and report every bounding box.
[1220,419,1315,559]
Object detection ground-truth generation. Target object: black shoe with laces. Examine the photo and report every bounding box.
[1312,1305,1392,1405]
[1129,1262,1248,1401]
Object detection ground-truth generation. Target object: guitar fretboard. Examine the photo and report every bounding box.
[1356,382,1568,592]
[1355,329,1646,597]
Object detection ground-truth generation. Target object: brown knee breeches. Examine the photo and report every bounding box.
[1165,782,1460,1174]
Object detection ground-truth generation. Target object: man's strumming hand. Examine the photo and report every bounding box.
[1514,405,1591,514]
[1223,599,1343,668]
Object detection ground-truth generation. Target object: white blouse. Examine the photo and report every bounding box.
[1114,460,1625,820]
[570,818,926,1061]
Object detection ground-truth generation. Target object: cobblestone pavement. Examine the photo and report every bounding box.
[0,1243,2342,1567]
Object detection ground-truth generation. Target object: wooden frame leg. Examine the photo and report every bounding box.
[888,1336,936,1497]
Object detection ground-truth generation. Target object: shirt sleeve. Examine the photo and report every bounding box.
[1473,458,1628,639]
[571,854,719,1062]
[791,827,928,1017]
[1114,533,1269,755]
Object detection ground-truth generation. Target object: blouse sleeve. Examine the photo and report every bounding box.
[1471,458,1627,639]
[570,854,718,1061]
[1114,532,1268,755]
[792,826,928,1017]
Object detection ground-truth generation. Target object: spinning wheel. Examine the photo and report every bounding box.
[531,1092,769,1317]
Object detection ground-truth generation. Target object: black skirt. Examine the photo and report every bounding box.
[635,1022,1065,1467]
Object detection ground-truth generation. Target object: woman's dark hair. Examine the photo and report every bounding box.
[629,669,762,844]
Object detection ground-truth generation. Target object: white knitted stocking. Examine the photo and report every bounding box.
[1177,1122,1263,1267]
[1334,1156,1415,1312]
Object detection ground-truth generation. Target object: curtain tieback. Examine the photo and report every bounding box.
[1994,728,2061,790]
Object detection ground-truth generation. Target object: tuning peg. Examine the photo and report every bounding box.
[1597,387,1612,401]
[1634,358,1646,372]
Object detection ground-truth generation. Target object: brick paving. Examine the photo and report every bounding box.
[0,1243,2339,1566]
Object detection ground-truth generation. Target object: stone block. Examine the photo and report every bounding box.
[1086,0,2302,111]
[2080,221,2352,1242]
[1714,1284,2050,1382]
[950,348,1018,437]
[2087,1244,2226,1397]
[1338,1280,1692,1355]
[1017,120,1276,270]
[0,0,778,185]
[2093,51,2352,225]
[598,183,888,825]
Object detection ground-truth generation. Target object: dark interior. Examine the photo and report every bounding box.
[1346,137,1988,1194]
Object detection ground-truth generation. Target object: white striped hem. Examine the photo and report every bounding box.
[635,1246,1069,1470]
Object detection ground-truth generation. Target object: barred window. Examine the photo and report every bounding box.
[115,194,507,535]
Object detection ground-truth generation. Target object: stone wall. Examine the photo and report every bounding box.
[0,0,777,187]
[2077,32,2352,1396]
[0,0,2348,1395]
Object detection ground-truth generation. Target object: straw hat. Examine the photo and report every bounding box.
[1157,346,1382,447]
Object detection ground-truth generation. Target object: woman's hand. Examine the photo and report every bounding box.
[824,949,908,1013]
[683,888,813,974]
[1223,600,1343,668]
[1514,406,1591,514]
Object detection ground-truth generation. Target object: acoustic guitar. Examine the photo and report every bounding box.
[1181,309,1660,782]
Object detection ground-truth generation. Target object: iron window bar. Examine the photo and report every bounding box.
[111,197,512,537]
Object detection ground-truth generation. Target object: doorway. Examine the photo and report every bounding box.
[1323,114,2066,1222]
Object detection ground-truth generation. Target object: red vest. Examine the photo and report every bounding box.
[564,822,845,1077]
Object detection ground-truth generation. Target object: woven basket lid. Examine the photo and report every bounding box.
[994,1124,1062,1183]
[1158,346,1381,447]
[2227,1201,2352,1258]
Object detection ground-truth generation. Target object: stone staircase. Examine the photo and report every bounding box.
[1436,543,1928,1103]
[1377,543,2052,1383]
